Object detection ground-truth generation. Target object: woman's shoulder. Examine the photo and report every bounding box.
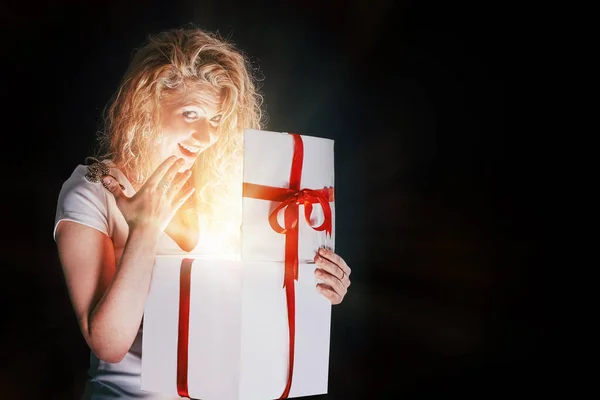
[60,157,119,192]
[59,161,108,201]
[54,158,134,241]
[54,160,113,237]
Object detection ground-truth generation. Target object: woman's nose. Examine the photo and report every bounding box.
[191,119,212,145]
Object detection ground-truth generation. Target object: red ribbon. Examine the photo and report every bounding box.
[177,258,193,398]
[242,133,334,399]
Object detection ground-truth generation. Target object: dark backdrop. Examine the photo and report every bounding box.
[1,1,548,399]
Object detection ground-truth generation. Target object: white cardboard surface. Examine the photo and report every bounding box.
[242,130,335,263]
[142,256,332,400]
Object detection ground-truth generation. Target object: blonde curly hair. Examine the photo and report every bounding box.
[96,28,263,252]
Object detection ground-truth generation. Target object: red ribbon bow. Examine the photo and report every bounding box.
[266,188,333,237]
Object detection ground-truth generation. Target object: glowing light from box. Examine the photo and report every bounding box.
[193,170,243,257]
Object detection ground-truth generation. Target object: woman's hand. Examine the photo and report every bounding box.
[314,248,351,305]
[101,156,195,234]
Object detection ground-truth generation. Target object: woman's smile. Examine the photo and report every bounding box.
[178,142,203,157]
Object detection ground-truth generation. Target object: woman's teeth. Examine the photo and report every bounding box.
[179,143,201,155]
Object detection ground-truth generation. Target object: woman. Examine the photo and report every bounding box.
[54,28,351,399]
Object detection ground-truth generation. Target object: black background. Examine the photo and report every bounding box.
[1,0,549,399]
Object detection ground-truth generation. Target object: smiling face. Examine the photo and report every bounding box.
[154,84,223,172]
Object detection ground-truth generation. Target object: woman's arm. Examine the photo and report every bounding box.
[55,156,194,363]
[56,221,160,363]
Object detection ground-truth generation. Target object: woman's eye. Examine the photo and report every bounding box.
[210,115,222,125]
[183,111,198,119]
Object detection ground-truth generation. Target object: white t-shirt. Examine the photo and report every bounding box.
[54,160,186,399]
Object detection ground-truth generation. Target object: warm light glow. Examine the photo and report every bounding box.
[192,162,244,257]
[195,217,242,258]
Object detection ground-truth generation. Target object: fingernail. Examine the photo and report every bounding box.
[319,248,327,255]
[102,177,111,185]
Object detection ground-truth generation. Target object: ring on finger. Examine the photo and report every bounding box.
[159,180,172,192]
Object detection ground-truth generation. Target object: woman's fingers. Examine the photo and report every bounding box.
[314,253,344,280]
[314,248,351,305]
[315,268,347,297]
[158,158,186,192]
[316,283,344,305]
[102,176,128,204]
[317,248,351,278]
[167,169,192,202]
[314,249,351,286]
[144,156,180,188]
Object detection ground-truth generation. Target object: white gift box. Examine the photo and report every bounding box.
[141,256,332,399]
[142,130,336,399]
[242,130,335,263]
